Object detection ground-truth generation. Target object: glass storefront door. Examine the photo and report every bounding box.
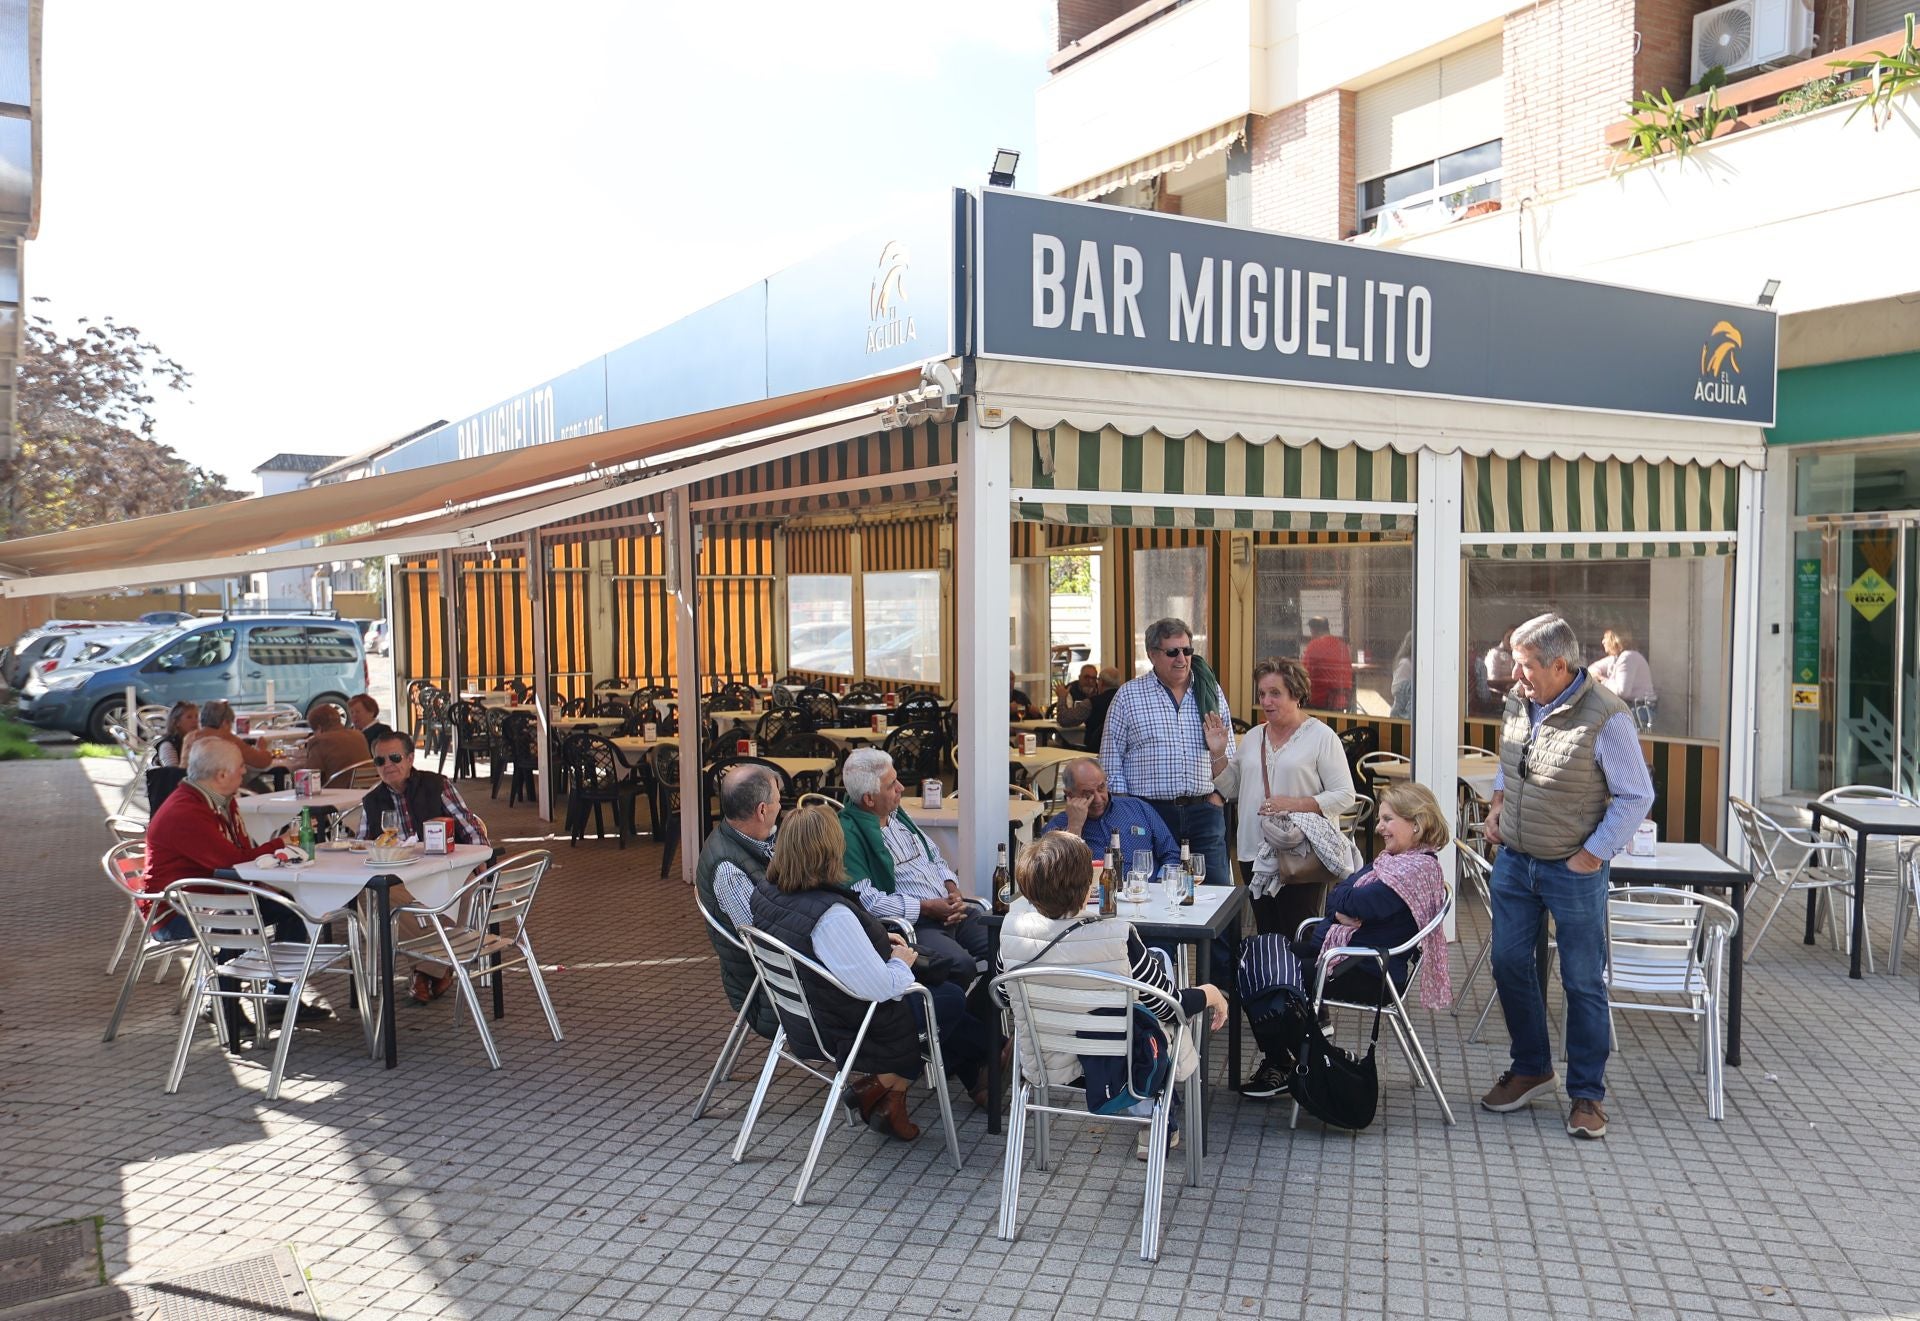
[1821,520,1915,794]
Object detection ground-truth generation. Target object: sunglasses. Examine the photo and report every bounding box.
[1158,646,1195,659]
[372,753,410,767]
[1515,727,1537,783]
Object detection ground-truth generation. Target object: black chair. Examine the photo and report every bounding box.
[711,681,758,712]
[147,766,188,813]
[897,691,945,728]
[596,695,633,720]
[882,725,946,791]
[769,684,799,710]
[792,687,837,730]
[843,682,884,703]
[418,686,454,771]
[755,709,803,748]
[652,743,684,879]
[497,712,540,807]
[707,755,797,826]
[452,700,493,780]
[562,733,643,848]
[1337,724,1379,797]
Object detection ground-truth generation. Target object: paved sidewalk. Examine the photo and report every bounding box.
[4,756,1919,1320]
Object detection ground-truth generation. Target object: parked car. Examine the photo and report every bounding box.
[354,619,391,657]
[17,628,157,695]
[3,621,123,690]
[16,614,367,743]
[137,610,194,626]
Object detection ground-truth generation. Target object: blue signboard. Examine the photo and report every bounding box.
[976,189,1778,427]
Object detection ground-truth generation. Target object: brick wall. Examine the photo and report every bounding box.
[1634,0,1714,100]
[1502,0,1639,203]
[1053,0,1140,50]
[1247,90,1354,239]
[1813,0,1852,54]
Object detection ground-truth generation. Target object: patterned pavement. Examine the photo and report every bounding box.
[4,755,1919,1320]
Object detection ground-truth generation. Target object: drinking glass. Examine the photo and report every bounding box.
[381,811,401,840]
[1158,863,1185,912]
[1189,853,1206,886]
[1123,866,1149,905]
[1132,849,1153,879]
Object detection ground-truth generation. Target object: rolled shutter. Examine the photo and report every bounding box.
[1353,36,1504,183]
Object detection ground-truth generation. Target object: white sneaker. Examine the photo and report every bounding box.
[1135,1128,1180,1161]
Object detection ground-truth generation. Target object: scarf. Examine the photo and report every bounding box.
[1191,653,1222,720]
[1319,847,1452,1011]
[839,802,934,895]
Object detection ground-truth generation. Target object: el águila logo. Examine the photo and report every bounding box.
[1696,320,1747,408]
[866,240,916,354]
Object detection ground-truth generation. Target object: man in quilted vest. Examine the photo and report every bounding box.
[1479,614,1654,1140]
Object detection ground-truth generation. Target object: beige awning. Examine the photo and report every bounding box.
[0,370,922,595]
[1064,118,1245,202]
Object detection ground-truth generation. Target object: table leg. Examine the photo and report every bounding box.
[1850,832,1868,980]
[1806,809,1823,946]
[1726,882,1744,1068]
[1194,936,1212,1159]
[986,922,1003,1137]
[490,921,505,1021]
[375,875,398,1067]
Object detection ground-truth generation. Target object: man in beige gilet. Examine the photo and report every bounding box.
[1479,614,1654,1140]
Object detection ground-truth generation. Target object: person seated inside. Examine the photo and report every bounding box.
[296,703,371,786]
[1301,616,1355,713]
[356,731,490,1003]
[1078,665,1123,753]
[1066,663,1099,703]
[1010,671,1041,721]
[997,832,1227,1159]
[1052,665,1103,734]
[181,699,275,774]
[839,747,991,975]
[749,804,988,1139]
[701,764,782,1043]
[141,738,326,1037]
[347,694,392,751]
[154,699,199,769]
[1589,629,1656,705]
[1040,758,1179,873]
[1293,782,1453,1011]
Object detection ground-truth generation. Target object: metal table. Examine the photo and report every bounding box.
[1805,799,1920,980]
[234,788,366,840]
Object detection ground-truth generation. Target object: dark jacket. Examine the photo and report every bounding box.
[1296,865,1419,982]
[1085,688,1118,754]
[749,878,921,1075]
[358,769,482,843]
[360,720,394,751]
[696,822,780,1039]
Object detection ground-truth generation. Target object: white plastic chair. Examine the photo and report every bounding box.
[394,850,562,1070]
[731,925,961,1206]
[1604,885,1738,1120]
[691,894,774,1120]
[992,958,1202,1262]
[157,880,358,1100]
[1294,876,1458,1127]
[1729,796,1864,967]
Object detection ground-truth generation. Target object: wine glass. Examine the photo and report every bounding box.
[381,810,400,840]
[1158,863,1185,912]
[1189,853,1206,887]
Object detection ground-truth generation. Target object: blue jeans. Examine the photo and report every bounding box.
[908,980,987,1083]
[1489,849,1611,1100]
[1144,798,1235,987]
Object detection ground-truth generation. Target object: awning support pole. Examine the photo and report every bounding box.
[955,408,1011,896]
[1413,449,1462,939]
[530,531,553,823]
[669,488,703,883]
[439,550,464,778]
[1724,464,1763,857]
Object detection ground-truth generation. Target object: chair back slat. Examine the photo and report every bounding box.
[102,840,146,895]
[169,885,274,956]
[994,966,1187,1067]
[478,852,551,934]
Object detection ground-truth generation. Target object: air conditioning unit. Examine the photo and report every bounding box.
[1692,0,1816,84]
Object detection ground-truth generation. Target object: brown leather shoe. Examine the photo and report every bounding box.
[1481,1070,1557,1112]
[410,970,435,1004]
[426,970,457,1001]
[1566,1098,1609,1140]
[841,1075,886,1122]
[866,1088,920,1141]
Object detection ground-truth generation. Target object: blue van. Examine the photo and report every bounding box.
[17,613,367,742]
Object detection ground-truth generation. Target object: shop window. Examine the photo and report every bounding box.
[1131,547,1209,674]
[788,574,853,675]
[1465,559,1728,740]
[863,570,941,684]
[1254,543,1416,716]
[1794,445,1920,518]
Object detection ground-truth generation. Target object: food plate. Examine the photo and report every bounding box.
[364,849,423,868]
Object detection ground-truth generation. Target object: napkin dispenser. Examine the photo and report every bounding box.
[423,818,454,855]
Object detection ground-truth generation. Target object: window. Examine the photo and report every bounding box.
[1359,140,1502,233]
[1255,543,1416,716]
[1131,547,1209,674]
[1465,559,1729,740]
[155,628,235,672]
[864,570,941,684]
[787,575,854,675]
[247,626,360,666]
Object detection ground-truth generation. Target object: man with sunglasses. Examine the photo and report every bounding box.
[1480,614,1653,1141]
[1100,618,1236,979]
[357,732,491,1002]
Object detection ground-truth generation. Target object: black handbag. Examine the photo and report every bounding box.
[1287,974,1384,1130]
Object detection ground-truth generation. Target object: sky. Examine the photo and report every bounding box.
[29,1,1051,488]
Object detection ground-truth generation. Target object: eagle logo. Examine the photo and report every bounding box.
[871,241,908,320]
[1701,321,1743,376]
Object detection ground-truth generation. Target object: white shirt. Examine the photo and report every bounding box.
[1214,718,1357,862]
[811,905,915,1001]
[1591,649,1656,701]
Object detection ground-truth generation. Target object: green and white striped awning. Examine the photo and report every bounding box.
[1010,423,1415,531]
[1462,454,1739,558]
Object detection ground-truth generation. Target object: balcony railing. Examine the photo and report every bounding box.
[1048,0,1186,74]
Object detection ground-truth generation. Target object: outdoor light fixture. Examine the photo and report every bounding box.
[988,148,1020,188]
[1758,278,1781,307]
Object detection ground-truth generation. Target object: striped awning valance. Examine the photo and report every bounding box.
[1065,118,1245,202]
[1462,454,1739,558]
[1011,423,1415,531]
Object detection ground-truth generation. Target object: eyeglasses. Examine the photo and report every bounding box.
[1515,727,1537,782]
[372,753,409,767]
[1158,646,1195,659]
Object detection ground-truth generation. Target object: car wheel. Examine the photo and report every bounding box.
[87,697,128,745]
[308,693,349,727]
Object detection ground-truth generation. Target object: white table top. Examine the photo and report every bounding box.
[229,843,493,920]
[1011,719,1061,733]
[552,715,623,730]
[1609,842,1748,879]
[709,709,759,725]
[235,788,365,836]
[1087,880,1240,933]
[903,798,1049,830]
[459,691,513,706]
[1009,746,1094,771]
[608,736,665,761]
[817,726,886,747]
[234,725,311,743]
[766,756,836,777]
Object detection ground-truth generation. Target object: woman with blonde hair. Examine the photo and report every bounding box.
[1294,781,1453,1013]
[154,700,199,768]
[748,804,987,1142]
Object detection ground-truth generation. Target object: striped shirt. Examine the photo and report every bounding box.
[851,811,956,923]
[813,905,915,1001]
[1099,674,1235,799]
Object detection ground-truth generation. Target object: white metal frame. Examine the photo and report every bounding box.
[691,896,773,1121]
[1603,885,1738,1121]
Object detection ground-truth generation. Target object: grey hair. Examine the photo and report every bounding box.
[842,748,893,805]
[1060,758,1104,793]
[199,699,234,730]
[719,764,777,822]
[1097,665,1122,686]
[1144,618,1192,654]
[185,735,243,782]
[1511,613,1582,669]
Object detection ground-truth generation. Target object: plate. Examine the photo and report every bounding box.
[365,851,422,868]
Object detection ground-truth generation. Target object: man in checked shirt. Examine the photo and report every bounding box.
[1100,617,1236,978]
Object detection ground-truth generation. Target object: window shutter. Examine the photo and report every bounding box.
[1855,0,1911,42]
[1354,36,1505,183]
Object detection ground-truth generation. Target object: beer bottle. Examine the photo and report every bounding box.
[1095,860,1116,916]
[1179,838,1196,905]
[1106,831,1124,883]
[991,844,1012,915]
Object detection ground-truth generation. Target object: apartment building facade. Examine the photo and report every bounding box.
[1039,0,1920,808]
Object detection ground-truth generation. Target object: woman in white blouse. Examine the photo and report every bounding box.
[1206,657,1357,938]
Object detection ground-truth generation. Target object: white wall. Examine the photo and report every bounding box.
[1256,1,1506,113]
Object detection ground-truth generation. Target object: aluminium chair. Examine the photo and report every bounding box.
[732,925,962,1206]
[993,957,1204,1262]
[691,895,778,1120]
[1604,885,1738,1120]
[326,759,380,791]
[1812,786,1920,973]
[1294,876,1458,1127]
[1729,796,1864,968]
[394,850,562,1070]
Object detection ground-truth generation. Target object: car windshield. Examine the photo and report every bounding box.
[111,622,194,664]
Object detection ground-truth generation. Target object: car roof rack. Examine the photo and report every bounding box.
[199,607,343,621]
